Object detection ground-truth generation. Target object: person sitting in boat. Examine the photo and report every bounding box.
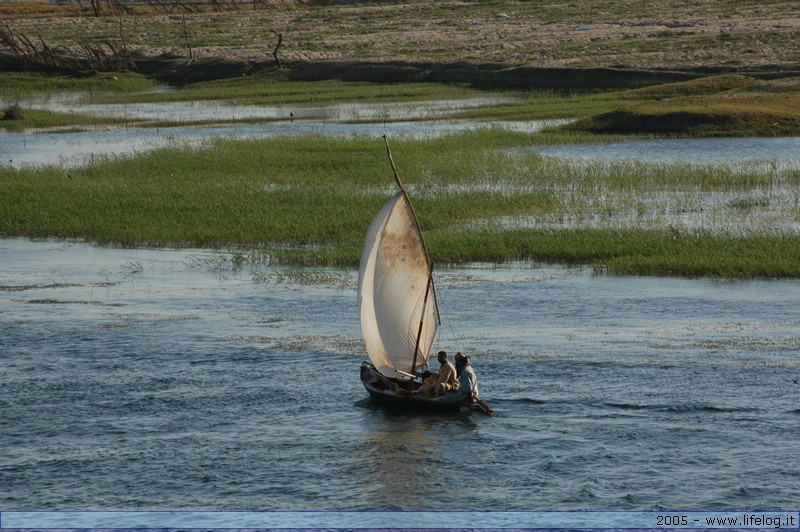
[446,352,479,403]
[419,351,458,396]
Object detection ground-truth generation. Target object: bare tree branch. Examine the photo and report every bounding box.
[181,14,194,63]
[271,29,283,69]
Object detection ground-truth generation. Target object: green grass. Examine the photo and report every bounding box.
[566,75,800,136]
[450,89,627,121]
[0,71,158,130]
[428,228,800,278]
[0,107,127,131]
[448,74,800,137]
[88,77,489,106]
[2,132,798,278]
[571,92,800,136]
[5,72,800,138]
[0,71,156,99]
[3,2,800,278]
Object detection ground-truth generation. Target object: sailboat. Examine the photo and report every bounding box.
[357,139,492,415]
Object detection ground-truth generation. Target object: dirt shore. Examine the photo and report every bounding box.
[2,1,800,87]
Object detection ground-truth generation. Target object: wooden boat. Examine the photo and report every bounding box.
[360,362,492,414]
[357,139,492,416]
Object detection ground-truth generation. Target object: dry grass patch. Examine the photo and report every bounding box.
[568,75,800,136]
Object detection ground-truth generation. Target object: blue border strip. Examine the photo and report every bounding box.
[0,510,798,530]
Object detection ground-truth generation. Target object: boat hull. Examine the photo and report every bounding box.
[360,362,492,415]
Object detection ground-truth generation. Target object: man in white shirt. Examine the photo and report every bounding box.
[448,352,479,403]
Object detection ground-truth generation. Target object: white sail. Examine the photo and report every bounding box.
[358,191,439,379]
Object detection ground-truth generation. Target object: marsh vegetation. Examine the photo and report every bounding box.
[2,1,800,278]
[2,131,798,278]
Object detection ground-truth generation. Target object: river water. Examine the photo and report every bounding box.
[0,96,559,169]
[3,92,800,520]
[2,238,799,514]
[532,136,800,171]
[4,94,800,170]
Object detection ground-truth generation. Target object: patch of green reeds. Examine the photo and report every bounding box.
[0,71,156,99]
[427,228,800,279]
[84,77,491,106]
[2,131,799,278]
[0,107,126,131]
[0,135,395,256]
[452,88,629,121]
[0,71,157,130]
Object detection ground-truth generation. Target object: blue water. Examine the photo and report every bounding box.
[532,137,800,169]
[0,96,555,169]
[0,118,553,169]
[2,239,799,512]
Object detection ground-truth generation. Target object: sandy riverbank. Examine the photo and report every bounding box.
[2,1,800,87]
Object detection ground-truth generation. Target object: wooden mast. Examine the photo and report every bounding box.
[409,273,433,380]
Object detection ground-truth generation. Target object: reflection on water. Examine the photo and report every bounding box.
[355,413,488,511]
[354,412,443,509]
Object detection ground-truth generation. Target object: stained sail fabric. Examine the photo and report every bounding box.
[358,191,438,379]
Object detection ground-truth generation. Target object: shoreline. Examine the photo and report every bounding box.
[4,0,800,89]
[5,52,800,89]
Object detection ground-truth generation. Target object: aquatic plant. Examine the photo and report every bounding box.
[2,132,799,278]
